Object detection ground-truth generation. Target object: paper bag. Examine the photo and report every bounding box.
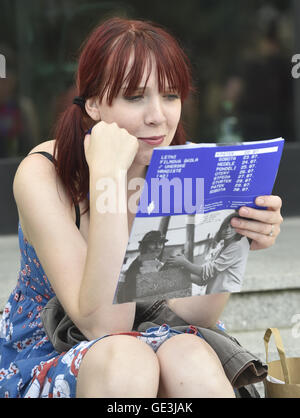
[263,328,300,398]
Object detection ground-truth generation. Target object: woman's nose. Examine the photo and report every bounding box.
[144,97,167,126]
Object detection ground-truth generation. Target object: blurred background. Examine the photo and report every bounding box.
[0,0,299,230]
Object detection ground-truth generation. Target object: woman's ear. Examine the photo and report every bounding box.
[85,97,101,121]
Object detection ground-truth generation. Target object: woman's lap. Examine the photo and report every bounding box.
[22,324,205,398]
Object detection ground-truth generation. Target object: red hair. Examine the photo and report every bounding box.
[53,17,193,212]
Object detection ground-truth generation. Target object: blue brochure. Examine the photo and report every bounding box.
[114,137,284,304]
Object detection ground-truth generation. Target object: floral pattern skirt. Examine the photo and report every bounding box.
[18,324,201,398]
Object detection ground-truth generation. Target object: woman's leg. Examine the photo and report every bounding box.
[76,335,160,398]
[156,333,235,398]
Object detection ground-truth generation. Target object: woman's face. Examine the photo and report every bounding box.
[220,222,237,241]
[89,55,182,166]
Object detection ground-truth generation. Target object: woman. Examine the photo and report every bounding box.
[0,17,283,398]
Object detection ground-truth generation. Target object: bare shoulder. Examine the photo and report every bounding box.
[14,139,58,200]
[13,139,72,245]
[27,139,56,157]
[16,139,57,178]
[14,139,59,200]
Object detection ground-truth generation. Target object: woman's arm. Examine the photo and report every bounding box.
[13,122,139,340]
[167,293,230,328]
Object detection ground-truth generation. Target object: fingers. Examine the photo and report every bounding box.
[233,227,276,251]
[230,195,283,251]
[236,196,283,225]
[233,223,278,243]
[254,195,283,212]
[232,210,282,232]
[231,218,278,237]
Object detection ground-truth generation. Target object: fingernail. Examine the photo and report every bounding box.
[256,197,265,205]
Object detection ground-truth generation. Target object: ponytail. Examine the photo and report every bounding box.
[53,102,90,214]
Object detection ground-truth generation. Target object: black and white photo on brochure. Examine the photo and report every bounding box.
[114,209,250,304]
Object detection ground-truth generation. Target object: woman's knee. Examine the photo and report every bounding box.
[157,333,221,366]
[156,334,235,398]
[76,335,160,397]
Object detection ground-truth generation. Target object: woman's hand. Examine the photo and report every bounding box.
[84,121,139,174]
[231,195,283,251]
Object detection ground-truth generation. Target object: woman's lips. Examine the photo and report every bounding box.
[138,136,165,145]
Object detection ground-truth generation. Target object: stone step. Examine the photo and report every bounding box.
[221,288,300,331]
[220,216,300,332]
[230,326,300,360]
[241,216,300,293]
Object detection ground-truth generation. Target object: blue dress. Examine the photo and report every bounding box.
[0,151,203,398]
[0,220,103,397]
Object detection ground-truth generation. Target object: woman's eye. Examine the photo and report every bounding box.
[164,94,180,100]
[124,95,143,102]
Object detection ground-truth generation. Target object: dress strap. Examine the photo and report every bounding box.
[29,151,81,230]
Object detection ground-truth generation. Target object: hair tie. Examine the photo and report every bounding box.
[73,96,86,109]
